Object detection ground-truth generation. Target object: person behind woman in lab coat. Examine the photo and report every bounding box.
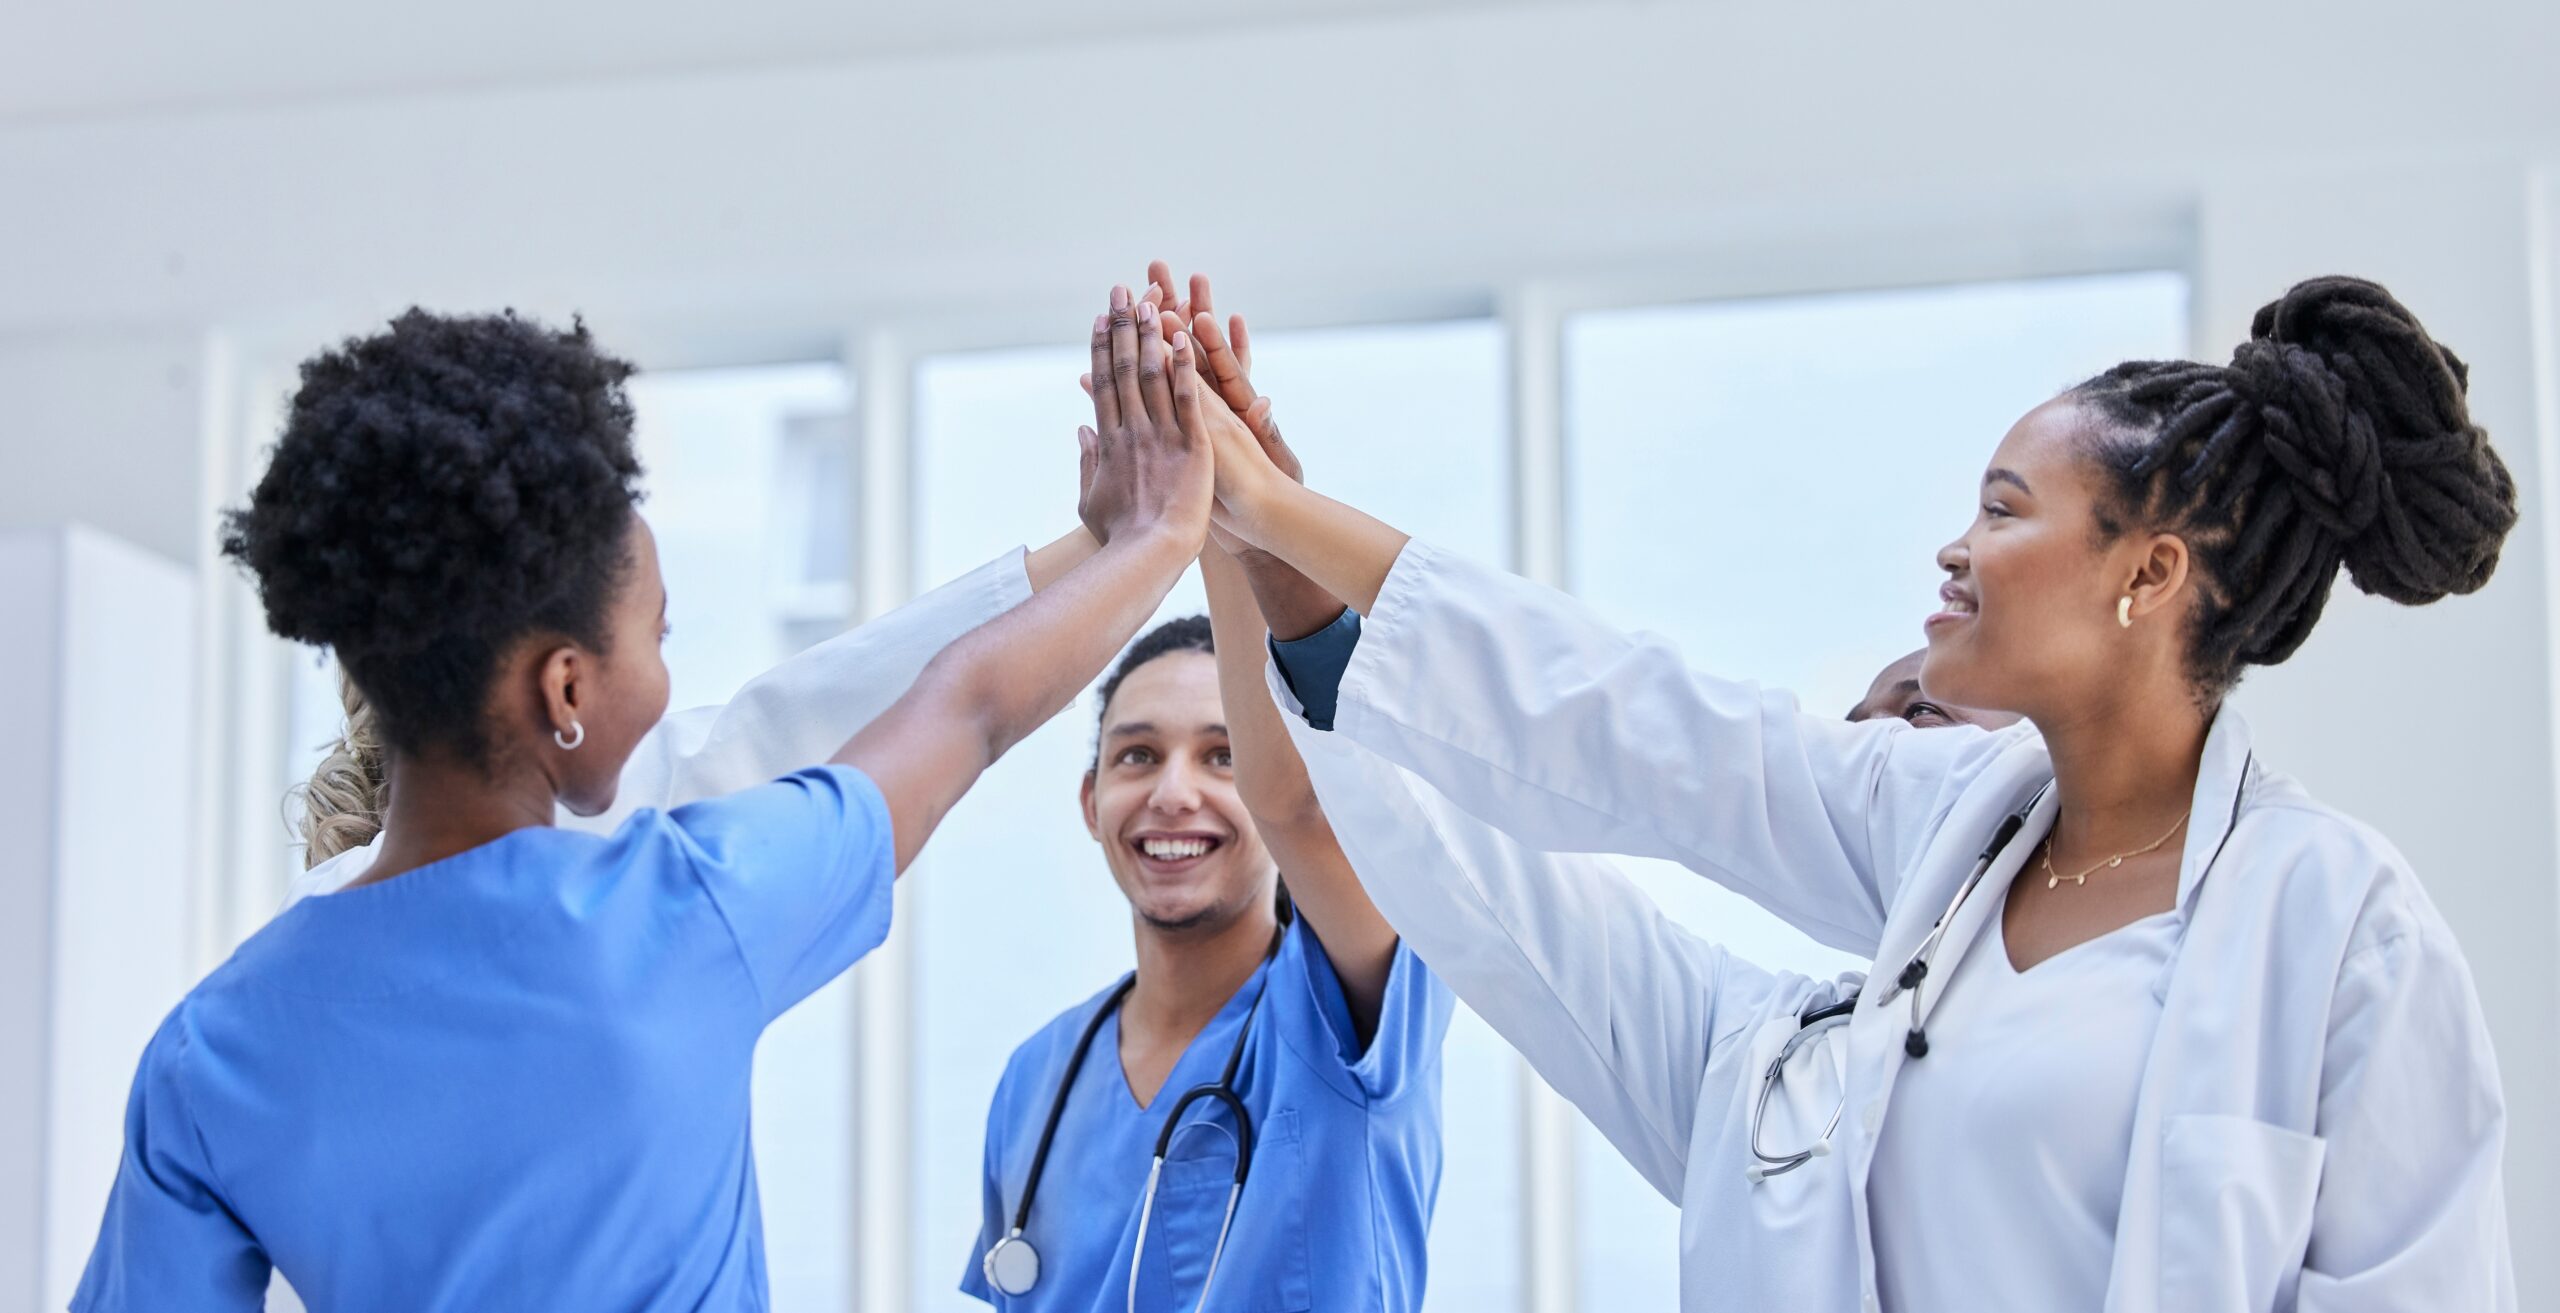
[77,295,1217,1311]
[1843,649,2017,731]
[1199,274,2518,1310]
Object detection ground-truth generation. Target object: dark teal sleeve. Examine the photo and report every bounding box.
[1268,608,1362,732]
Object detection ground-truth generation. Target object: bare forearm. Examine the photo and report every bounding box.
[1203,548,1399,1033]
[1205,549,1328,827]
[1024,526,1101,593]
[840,527,1194,869]
[1226,481,1408,618]
[1236,548,1348,643]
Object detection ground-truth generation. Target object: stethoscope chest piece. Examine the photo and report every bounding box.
[984,1230,1041,1296]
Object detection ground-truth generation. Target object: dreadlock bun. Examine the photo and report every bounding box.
[2073,276,2517,694]
[2235,276,2514,608]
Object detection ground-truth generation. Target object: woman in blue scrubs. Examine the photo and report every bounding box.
[962,568,1454,1307]
[77,296,1215,1311]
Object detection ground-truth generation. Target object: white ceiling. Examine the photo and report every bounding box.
[0,0,1547,123]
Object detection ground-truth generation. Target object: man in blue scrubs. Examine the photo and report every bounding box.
[964,588,1453,1311]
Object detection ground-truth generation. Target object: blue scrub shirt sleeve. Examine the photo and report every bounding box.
[672,764,898,1021]
[1290,923,1454,1104]
[72,1019,270,1312]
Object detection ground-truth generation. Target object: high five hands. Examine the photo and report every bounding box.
[1081,262,1302,556]
[1075,285,1217,552]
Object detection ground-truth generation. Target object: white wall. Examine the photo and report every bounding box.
[0,528,198,1312]
[4,0,2557,1305]
[0,332,211,566]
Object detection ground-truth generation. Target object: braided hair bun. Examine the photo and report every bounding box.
[2073,276,2516,694]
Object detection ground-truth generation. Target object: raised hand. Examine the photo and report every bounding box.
[1144,261,1287,458]
[1077,287,1214,551]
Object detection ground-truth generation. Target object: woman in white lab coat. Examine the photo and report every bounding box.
[1198,274,2518,1311]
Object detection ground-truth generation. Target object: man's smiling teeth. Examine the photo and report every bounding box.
[1140,837,1215,860]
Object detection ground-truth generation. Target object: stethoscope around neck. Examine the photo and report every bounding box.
[1745,785,2047,1184]
[981,928,1282,1310]
[1747,759,2248,1184]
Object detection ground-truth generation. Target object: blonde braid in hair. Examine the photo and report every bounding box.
[296,670,387,868]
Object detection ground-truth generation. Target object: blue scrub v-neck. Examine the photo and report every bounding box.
[966,917,1452,1312]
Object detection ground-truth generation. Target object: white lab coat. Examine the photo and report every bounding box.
[288,547,1035,903]
[1275,703,1871,1311]
[1280,538,2513,1313]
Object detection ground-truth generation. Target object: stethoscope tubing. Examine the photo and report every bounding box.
[986,926,1284,1303]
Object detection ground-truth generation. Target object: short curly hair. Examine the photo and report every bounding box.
[221,309,646,764]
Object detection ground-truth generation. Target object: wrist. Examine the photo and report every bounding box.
[1219,472,1295,548]
[1240,553,1346,641]
[1099,518,1201,565]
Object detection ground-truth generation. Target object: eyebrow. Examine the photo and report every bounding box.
[1104,722,1228,739]
[1985,467,2033,494]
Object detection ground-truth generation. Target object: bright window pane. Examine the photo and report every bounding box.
[1561,272,2190,1309]
[910,322,1521,1313]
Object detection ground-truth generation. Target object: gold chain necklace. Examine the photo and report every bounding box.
[2040,812,2191,890]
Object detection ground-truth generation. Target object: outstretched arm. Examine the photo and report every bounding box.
[1192,294,2000,952]
[587,526,1097,831]
[1203,542,1400,1038]
[842,292,1213,871]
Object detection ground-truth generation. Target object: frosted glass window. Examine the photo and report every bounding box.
[1562,271,2190,1310]
[910,321,1522,1312]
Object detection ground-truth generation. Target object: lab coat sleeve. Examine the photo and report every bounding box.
[1326,538,2001,954]
[2294,908,2514,1311]
[1280,669,1812,1200]
[569,546,1035,835]
[71,1017,271,1312]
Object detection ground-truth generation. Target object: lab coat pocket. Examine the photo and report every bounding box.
[1740,1017,1851,1221]
[2160,1113,2326,1312]
[1155,1108,1311,1312]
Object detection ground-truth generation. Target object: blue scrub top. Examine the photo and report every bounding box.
[74,765,895,1313]
[964,918,1453,1312]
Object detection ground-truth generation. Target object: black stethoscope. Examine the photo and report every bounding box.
[1874,785,2045,1059]
[981,928,1282,1310]
[1761,758,2249,1178]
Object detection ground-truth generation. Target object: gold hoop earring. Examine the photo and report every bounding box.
[2117,596,2134,629]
